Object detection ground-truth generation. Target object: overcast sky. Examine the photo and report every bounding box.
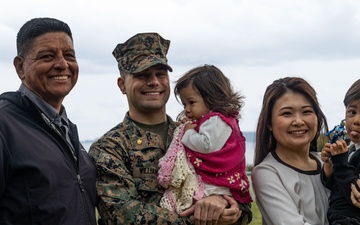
[1,0,360,142]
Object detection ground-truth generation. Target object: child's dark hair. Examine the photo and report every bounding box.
[343,79,360,107]
[174,64,244,120]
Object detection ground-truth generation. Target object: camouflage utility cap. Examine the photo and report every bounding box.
[112,33,173,74]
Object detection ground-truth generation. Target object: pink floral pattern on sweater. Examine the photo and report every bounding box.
[158,124,205,213]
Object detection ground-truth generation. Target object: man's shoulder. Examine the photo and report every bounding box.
[89,114,176,151]
[0,92,29,118]
[0,92,19,107]
[91,122,126,145]
[0,91,37,114]
[88,116,142,152]
[0,98,12,111]
[88,122,127,159]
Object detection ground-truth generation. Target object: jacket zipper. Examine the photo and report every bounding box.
[41,113,84,192]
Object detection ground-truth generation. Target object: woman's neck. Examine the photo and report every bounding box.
[275,145,317,171]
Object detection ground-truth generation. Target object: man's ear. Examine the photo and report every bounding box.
[117,76,126,94]
[13,56,25,80]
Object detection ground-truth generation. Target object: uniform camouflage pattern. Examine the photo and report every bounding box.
[89,114,190,224]
[89,113,252,225]
[112,33,173,74]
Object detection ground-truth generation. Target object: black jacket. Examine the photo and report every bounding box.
[322,145,360,218]
[0,92,96,225]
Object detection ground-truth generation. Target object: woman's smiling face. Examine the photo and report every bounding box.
[270,91,318,152]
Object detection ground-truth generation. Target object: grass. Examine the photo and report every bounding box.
[249,201,261,225]
[248,175,262,225]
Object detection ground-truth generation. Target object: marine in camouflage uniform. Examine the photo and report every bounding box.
[89,114,193,224]
[89,33,252,225]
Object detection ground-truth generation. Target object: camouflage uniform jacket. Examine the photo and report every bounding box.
[89,113,252,225]
[89,113,192,224]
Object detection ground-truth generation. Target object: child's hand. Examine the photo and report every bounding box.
[179,117,192,124]
[184,122,197,132]
[321,143,332,164]
[329,139,348,156]
[321,143,333,178]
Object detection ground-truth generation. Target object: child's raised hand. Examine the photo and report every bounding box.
[179,117,192,124]
[179,116,198,132]
[176,117,193,127]
[329,139,348,156]
[321,143,335,178]
[321,143,332,164]
[184,122,197,132]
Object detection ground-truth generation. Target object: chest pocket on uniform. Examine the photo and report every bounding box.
[131,148,163,195]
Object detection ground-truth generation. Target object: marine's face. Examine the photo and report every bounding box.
[14,32,78,111]
[118,65,170,116]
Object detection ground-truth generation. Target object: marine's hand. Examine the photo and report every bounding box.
[180,195,228,225]
[217,195,242,225]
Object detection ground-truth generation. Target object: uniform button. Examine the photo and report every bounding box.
[137,139,142,145]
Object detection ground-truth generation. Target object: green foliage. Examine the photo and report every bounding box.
[317,132,329,151]
[249,201,262,224]
[246,164,253,172]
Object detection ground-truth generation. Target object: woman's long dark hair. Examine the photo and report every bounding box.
[254,77,329,166]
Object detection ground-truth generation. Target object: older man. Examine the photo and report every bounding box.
[0,17,96,225]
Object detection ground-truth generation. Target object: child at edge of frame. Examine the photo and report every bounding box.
[321,79,360,225]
